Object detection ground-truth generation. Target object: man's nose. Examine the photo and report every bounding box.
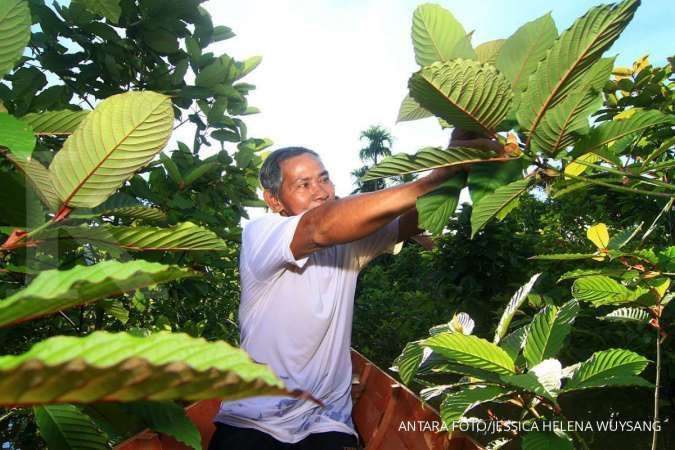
[312,181,330,200]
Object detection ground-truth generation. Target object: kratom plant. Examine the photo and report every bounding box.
[0,1,307,448]
[532,218,673,450]
[362,0,674,236]
[392,273,653,450]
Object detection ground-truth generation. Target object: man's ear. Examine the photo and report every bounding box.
[263,190,284,214]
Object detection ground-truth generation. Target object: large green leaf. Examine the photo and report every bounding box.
[45,222,229,252]
[423,332,516,375]
[71,194,167,222]
[468,158,526,206]
[411,4,468,66]
[572,109,675,157]
[396,95,432,122]
[0,0,31,79]
[499,326,528,362]
[416,171,467,235]
[571,275,648,306]
[470,178,530,238]
[599,307,650,324]
[523,300,579,368]
[34,404,110,450]
[518,0,640,141]
[0,260,196,328]
[440,386,512,429]
[409,60,513,136]
[50,91,174,209]
[531,58,614,155]
[363,147,497,181]
[0,112,35,160]
[494,273,541,344]
[71,0,121,23]
[392,341,424,384]
[4,152,60,211]
[500,372,557,402]
[475,39,505,65]
[563,348,651,391]
[123,402,201,450]
[0,331,294,406]
[196,56,237,87]
[21,110,90,135]
[522,431,573,450]
[496,13,558,95]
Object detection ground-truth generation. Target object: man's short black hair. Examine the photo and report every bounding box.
[259,147,320,196]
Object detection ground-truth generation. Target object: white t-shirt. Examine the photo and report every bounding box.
[214,212,400,443]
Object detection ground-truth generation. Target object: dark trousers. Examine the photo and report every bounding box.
[208,422,359,450]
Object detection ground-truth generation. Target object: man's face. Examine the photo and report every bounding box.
[267,153,335,216]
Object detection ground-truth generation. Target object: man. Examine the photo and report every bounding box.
[209,131,504,450]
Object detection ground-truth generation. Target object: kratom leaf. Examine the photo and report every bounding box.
[496,13,558,95]
[518,0,640,141]
[563,348,650,391]
[448,32,477,61]
[362,147,496,181]
[45,222,228,252]
[571,275,648,306]
[396,95,432,122]
[500,372,556,402]
[470,178,530,239]
[21,110,90,135]
[50,91,174,209]
[71,194,167,222]
[564,152,601,178]
[523,300,579,368]
[236,55,262,80]
[416,171,467,235]
[160,152,183,185]
[573,109,675,157]
[499,326,528,361]
[557,268,627,282]
[607,223,642,250]
[0,112,35,160]
[33,404,110,450]
[196,56,237,87]
[532,58,613,155]
[183,162,219,187]
[529,358,563,394]
[409,60,513,136]
[0,331,294,406]
[4,152,60,211]
[429,312,475,336]
[468,159,526,206]
[494,273,541,344]
[587,223,609,249]
[599,307,650,324]
[522,431,573,450]
[440,386,512,429]
[392,341,424,384]
[475,39,505,65]
[411,4,468,66]
[123,402,201,450]
[72,0,121,23]
[98,299,129,324]
[0,260,196,328]
[0,0,31,79]
[423,332,516,375]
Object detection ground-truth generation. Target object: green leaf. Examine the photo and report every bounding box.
[142,29,179,54]
[237,55,262,80]
[196,56,237,87]
[494,273,541,344]
[363,147,497,181]
[409,59,513,135]
[160,152,183,185]
[522,431,573,450]
[0,331,294,406]
[392,341,424,384]
[475,39,505,65]
[124,402,201,450]
[396,95,432,123]
[71,0,121,23]
[499,326,528,361]
[532,58,614,155]
[46,222,229,252]
[529,253,599,261]
[440,386,512,429]
[571,275,648,306]
[50,91,174,208]
[99,299,129,324]
[470,178,530,239]
[34,404,110,450]
[411,4,468,66]
[599,307,650,324]
[71,194,167,222]
[0,0,31,79]
[20,110,90,135]
[523,300,579,368]
[564,348,650,391]
[212,25,235,42]
[608,223,642,250]
[518,0,640,141]
[500,372,556,402]
[3,152,60,211]
[468,159,526,206]
[573,109,675,157]
[423,332,516,375]
[557,268,627,282]
[0,112,35,160]
[183,162,219,187]
[416,171,467,235]
[0,260,196,328]
[496,13,557,95]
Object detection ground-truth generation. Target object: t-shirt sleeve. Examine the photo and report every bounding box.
[242,213,310,281]
[350,217,401,271]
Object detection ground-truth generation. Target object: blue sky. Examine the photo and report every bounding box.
[191,1,674,199]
